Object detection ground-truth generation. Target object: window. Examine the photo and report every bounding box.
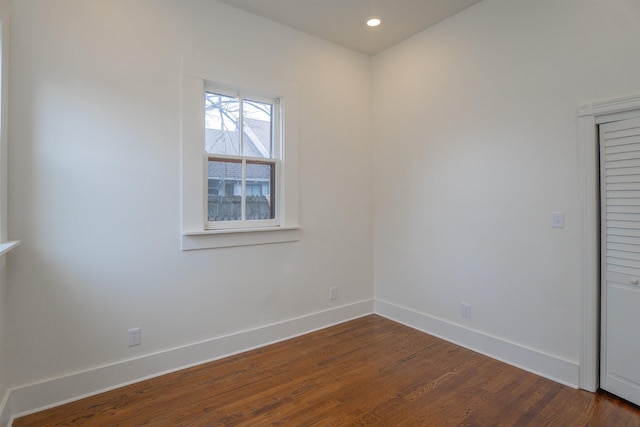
[0,16,19,257]
[204,87,279,229]
[180,55,299,250]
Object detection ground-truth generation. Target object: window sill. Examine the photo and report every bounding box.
[182,226,299,250]
[0,240,19,256]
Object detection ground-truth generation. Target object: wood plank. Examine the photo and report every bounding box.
[13,315,640,426]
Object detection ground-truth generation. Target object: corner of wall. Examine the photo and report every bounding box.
[374,299,580,389]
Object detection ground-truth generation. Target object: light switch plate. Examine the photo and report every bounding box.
[552,212,564,228]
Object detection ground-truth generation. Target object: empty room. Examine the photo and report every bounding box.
[1,0,640,425]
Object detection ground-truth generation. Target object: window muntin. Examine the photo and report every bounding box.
[204,86,279,229]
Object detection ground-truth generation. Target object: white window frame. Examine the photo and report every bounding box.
[181,55,299,250]
[204,84,280,230]
[0,13,19,259]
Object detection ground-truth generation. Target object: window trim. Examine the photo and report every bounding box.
[180,55,299,250]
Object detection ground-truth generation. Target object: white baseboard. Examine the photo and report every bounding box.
[4,299,374,424]
[3,298,582,425]
[374,299,580,389]
[0,390,10,427]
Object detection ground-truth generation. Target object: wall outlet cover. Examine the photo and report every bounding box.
[128,327,142,347]
[461,303,471,319]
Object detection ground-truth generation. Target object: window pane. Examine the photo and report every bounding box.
[205,92,241,156]
[243,99,273,159]
[246,161,275,220]
[207,158,242,221]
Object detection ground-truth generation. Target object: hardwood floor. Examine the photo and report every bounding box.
[13,315,640,426]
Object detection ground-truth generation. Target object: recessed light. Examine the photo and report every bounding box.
[366,17,381,27]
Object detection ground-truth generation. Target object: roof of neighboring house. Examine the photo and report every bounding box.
[207,157,273,182]
[205,118,272,159]
[207,161,272,182]
[206,117,273,181]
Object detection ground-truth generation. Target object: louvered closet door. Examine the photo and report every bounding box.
[601,116,640,406]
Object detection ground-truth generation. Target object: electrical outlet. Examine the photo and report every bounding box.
[329,287,337,300]
[552,211,565,228]
[128,327,141,347]
[461,303,471,319]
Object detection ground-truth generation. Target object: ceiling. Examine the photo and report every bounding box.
[218,0,483,56]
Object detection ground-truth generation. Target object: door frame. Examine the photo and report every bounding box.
[578,94,640,392]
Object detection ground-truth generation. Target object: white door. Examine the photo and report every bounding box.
[600,116,640,406]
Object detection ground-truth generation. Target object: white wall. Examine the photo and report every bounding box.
[373,0,640,385]
[6,0,373,413]
[8,0,640,419]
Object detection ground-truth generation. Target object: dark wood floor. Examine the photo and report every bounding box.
[13,314,640,426]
